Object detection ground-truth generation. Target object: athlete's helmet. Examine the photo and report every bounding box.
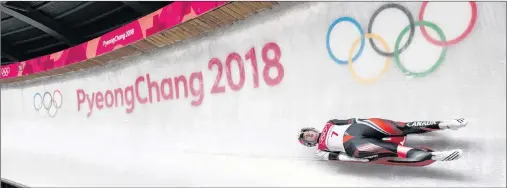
[298,127,320,147]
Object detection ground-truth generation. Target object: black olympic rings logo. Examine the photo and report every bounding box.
[325,2,477,83]
[34,90,63,117]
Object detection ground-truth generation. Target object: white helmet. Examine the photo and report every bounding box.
[298,127,320,147]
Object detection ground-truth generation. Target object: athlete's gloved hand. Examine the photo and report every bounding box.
[337,153,370,162]
[314,150,369,162]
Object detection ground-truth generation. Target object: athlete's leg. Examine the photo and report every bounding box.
[343,137,463,162]
[355,117,467,136]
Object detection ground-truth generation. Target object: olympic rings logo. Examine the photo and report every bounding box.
[34,90,63,117]
[1,67,10,77]
[326,2,477,84]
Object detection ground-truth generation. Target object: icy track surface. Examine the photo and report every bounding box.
[2,2,506,187]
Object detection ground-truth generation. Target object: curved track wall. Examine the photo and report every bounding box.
[1,2,506,186]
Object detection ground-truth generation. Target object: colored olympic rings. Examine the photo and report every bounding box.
[395,21,447,77]
[419,2,478,46]
[348,33,391,83]
[326,2,478,82]
[34,90,63,117]
[326,16,365,65]
[368,3,415,57]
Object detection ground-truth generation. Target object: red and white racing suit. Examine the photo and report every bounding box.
[314,118,443,162]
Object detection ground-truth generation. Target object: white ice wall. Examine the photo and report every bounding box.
[2,2,506,187]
